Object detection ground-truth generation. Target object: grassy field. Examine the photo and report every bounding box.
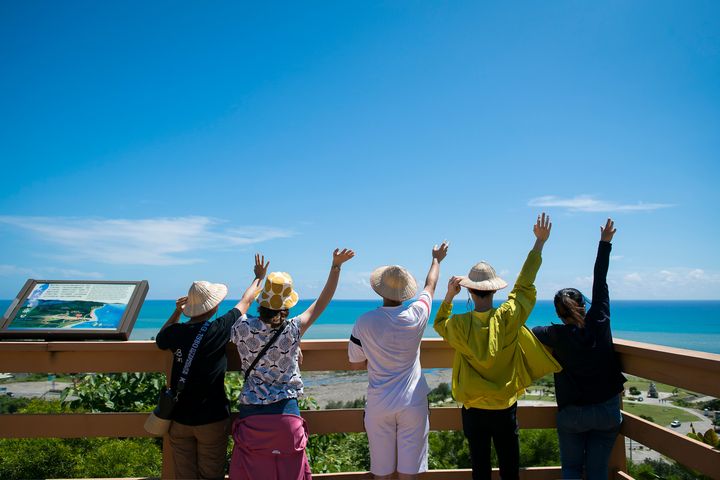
[623,402,703,426]
[623,375,698,396]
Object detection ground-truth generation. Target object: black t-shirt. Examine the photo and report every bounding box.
[532,241,626,409]
[155,308,241,425]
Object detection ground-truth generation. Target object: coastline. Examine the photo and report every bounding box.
[302,369,454,408]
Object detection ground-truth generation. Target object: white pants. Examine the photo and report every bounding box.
[364,399,429,476]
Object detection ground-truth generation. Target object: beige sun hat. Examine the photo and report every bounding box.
[370,265,418,302]
[459,262,508,291]
[257,272,299,310]
[183,281,228,317]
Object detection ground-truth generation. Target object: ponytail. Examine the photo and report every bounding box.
[553,288,586,328]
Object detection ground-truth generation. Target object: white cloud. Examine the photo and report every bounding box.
[528,195,673,213]
[0,264,104,279]
[617,268,720,299]
[0,216,294,266]
[623,272,643,283]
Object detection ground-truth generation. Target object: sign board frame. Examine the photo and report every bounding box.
[0,279,149,340]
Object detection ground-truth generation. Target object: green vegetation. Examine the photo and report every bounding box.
[61,372,165,412]
[2,372,716,479]
[0,396,162,480]
[624,375,697,395]
[628,459,712,480]
[623,403,702,425]
[428,382,452,404]
[325,397,366,409]
[687,424,719,447]
[0,395,30,414]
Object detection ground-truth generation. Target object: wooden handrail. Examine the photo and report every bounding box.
[1,337,719,479]
[620,411,720,478]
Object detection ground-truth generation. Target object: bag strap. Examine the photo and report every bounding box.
[174,319,211,398]
[244,320,288,382]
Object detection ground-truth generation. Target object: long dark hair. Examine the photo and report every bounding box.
[553,288,586,328]
[258,305,289,328]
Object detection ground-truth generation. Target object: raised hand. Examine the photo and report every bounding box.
[175,296,188,312]
[432,241,450,262]
[332,248,355,267]
[444,276,463,302]
[254,253,269,279]
[600,218,616,242]
[533,212,552,243]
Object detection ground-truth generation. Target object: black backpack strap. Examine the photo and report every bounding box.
[244,320,288,382]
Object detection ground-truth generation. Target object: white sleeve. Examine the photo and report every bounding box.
[409,290,433,327]
[348,324,366,363]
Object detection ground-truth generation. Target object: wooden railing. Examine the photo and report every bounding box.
[0,338,719,479]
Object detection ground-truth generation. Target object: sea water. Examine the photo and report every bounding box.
[2,299,719,354]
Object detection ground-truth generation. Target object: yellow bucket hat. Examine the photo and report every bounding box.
[257,272,299,310]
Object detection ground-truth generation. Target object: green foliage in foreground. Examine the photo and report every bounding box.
[305,429,560,472]
[628,458,712,480]
[0,438,162,480]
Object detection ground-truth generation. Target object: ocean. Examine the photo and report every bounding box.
[2,299,719,354]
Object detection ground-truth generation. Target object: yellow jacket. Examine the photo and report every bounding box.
[433,250,561,409]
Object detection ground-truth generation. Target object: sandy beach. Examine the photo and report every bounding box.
[302,368,453,408]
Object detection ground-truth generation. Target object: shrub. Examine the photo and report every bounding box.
[0,395,30,414]
[61,372,165,412]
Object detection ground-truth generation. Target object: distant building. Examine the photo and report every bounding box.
[647,383,659,398]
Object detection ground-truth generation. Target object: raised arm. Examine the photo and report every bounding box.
[532,212,551,253]
[433,276,462,339]
[500,213,551,329]
[299,248,355,336]
[235,254,270,314]
[422,241,449,296]
[158,296,187,334]
[587,218,615,322]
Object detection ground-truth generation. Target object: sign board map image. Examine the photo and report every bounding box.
[8,283,136,330]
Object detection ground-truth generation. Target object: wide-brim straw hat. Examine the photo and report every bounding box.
[258,272,299,310]
[370,265,418,302]
[143,412,170,436]
[459,261,508,291]
[183,280,228,317]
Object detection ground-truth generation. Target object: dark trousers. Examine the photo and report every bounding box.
[461,403,520,480]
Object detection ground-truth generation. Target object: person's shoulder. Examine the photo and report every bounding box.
[356,308,382,323]
[155,322,187,348]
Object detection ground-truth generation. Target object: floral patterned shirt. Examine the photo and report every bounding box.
[230,313,303,405]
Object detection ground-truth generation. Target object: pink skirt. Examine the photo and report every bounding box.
[229,414,312,480]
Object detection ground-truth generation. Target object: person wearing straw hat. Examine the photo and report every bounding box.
[154,254,270,480]
[347,241,449,480]
[532,219,626,480]
[434,214,561,480]
[229,247,355,480]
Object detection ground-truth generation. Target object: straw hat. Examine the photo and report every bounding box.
[258,272,299,310]
[183,281,228,317]
[459,262,508,291]
[370,265,418,302]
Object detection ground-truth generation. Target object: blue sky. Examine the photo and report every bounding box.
[1,1,718,300]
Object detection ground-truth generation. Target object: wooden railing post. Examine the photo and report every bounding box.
[608,396,627,478]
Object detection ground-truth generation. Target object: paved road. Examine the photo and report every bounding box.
[1,381,71,399]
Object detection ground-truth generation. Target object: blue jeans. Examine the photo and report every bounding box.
[556,395,622,480]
